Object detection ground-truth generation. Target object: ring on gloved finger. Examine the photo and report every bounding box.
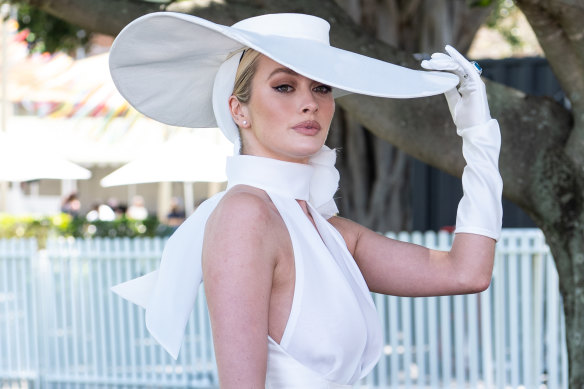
[470,61,483,75]
[463,61,482,79]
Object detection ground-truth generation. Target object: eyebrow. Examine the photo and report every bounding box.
[268,67,299,79]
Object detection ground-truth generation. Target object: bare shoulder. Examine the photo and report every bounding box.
[207,185,280,231]
[203,185,286,265]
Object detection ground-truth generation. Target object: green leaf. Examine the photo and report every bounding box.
[467,0,494,7]
[4,1,90,54]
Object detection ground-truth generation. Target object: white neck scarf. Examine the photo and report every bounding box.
[111,147,340,359]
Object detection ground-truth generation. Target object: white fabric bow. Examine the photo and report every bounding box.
[112,149,340,359]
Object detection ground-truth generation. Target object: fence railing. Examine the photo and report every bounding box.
[0,229,568,388]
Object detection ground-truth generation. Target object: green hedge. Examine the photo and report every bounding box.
[0,213,175,247]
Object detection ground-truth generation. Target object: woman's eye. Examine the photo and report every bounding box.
[314,85,332,94]
[274,84,293,93]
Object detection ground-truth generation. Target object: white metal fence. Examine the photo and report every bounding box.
[0,229,569,388]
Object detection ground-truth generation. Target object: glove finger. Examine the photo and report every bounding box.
[422,57,461,71]
[422,59,466,80]
[420,60,444,71]
[425,57,458,66]
[421,59,450,71]
[444,45,469,67]
[430,53,452,61]
[444,87,461,118]
[445,45,481,81]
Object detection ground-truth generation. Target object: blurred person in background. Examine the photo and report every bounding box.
[166,197,186,227]
[86,201,116,221]
[126,195,148,220]
[61,192,81,217]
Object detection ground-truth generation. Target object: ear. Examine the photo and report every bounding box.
[228,95,249,128]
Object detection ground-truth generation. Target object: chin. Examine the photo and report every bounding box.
[289,143,326,160]
[250,138,327,163]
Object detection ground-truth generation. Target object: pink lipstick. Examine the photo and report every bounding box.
[292,120,321,135]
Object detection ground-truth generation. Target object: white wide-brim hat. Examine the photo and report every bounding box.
[109,12,458,147]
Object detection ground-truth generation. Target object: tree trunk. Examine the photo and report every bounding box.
[513,2,584,386]
[545,226,584,389]
[527,145,584,388]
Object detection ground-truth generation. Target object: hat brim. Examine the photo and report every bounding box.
[109,12,459,128]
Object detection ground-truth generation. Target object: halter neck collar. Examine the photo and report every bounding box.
[226,155,312,201]
[224,148,340,219]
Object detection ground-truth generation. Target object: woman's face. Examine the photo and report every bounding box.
[231,55,335,164]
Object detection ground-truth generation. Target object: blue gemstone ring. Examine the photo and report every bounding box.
[471,61,483,75]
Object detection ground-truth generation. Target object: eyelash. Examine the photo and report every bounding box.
[273,84,332,94]
[315,85,333,94]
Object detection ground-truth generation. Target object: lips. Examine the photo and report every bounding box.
[292,120,321,135]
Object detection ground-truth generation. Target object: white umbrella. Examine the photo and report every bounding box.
[100,131,232,215]
[0,132,92,181]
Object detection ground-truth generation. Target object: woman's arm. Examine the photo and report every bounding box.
[330,216,495,296]
[202,188,282,388]
[332,46,502,297]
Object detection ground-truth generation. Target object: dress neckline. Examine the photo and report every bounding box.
[226,155,313,201]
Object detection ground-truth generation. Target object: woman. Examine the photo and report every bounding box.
[110,12,502,388]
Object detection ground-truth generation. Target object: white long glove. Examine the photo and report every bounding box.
[421,45,503,241]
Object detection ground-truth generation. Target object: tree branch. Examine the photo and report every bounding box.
[516,0,584,163]
[30,0,162,36]
[335,79,572,217]
[516,1,584,105]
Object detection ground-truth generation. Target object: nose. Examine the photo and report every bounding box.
[302,102,318,113]
[300,89,318,114]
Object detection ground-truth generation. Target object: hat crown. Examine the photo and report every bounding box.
[232,13,330,46]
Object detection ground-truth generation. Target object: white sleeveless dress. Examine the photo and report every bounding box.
[112,154,382,387]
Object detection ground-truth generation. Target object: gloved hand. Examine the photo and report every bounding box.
[421,45,503,241]
[421,45,490,130]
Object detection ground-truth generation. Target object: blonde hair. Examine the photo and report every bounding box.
[230,49,262,154]
[232,48,262,103]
